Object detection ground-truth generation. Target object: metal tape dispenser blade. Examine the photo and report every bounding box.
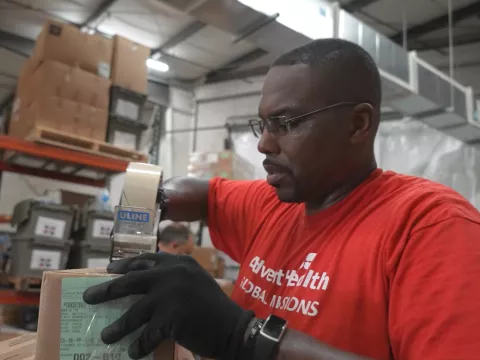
[110,162,165,262]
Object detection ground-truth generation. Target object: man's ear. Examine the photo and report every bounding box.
[350,103,374,144]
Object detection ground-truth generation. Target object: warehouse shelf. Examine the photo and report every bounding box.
[0,289,39,306]
[0,135,132,187]
[0,215,11,224]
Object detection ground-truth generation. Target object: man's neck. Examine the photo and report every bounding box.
[304,164,377,216]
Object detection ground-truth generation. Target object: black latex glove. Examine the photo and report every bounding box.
[82,253,254,360]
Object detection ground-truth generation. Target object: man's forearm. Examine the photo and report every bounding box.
[277,329,371,360]
[163,177,210,222]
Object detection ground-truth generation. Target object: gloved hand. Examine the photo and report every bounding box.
[82,253,254,360]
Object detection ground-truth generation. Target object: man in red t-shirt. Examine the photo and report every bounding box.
[84,39,480,360]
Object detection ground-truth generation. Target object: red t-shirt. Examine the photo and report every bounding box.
[207,169,480,360]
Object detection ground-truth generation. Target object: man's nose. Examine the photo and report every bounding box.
[257,128,281,155]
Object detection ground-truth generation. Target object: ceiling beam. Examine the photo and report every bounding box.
[343,0,380,13]
[438,60,480,71]
[203,48,268,83]
[409,32,480,51]
[204,65,270,84]
[151,20,206,55]
[80,0,120,28]
[391,1,480,44]
[0,30,34,57]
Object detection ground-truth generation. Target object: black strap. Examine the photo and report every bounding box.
[240,318,264,360]
[253,329,279,360]
[156,188,169,221]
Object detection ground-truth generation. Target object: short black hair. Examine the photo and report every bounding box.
[158,223,191,245]
[272,38,382,110]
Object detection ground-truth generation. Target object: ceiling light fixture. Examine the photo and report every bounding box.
[146,59,169,72]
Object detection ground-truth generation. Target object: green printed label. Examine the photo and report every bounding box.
[60,277,152,360]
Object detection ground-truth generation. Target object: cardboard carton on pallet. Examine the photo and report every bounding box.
[32,20,113,78]
[21,61,111,111]
[9,97,108,142]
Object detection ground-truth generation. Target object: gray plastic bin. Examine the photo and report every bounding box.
[76,207,114,245]
[109,85,147,123]
[11,200,75,242]
[9,237,72,278]
[69,242,111,269]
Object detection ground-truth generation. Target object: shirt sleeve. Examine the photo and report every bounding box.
[388,217,480,360]
[207,177,276,263]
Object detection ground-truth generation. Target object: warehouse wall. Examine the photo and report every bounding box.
[187,77,266,277]
[194,76,264,153]
[160,86,195,179]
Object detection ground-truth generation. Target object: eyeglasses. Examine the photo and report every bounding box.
[248,102,362,138]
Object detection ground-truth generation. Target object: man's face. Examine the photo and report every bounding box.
[257,64,366,203]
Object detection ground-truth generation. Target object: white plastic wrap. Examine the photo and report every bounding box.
[231,122,480,208]
[377,120,480,208]
[230,131,267,180]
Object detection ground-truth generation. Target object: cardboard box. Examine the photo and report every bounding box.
[71,102,108,141]
[16,58,35,102]
[188,151,255,180]
[0,334,36,360]
[192,247,219,275]
[0,304,20,328]
[36,269,235,360]
[33,20,113,78]
[26,61,111,109]
[8,97,108,142]
[111,36,150,94]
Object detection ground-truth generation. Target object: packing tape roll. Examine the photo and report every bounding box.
[121,162,163,211]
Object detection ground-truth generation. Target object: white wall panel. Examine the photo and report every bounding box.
[164,87,195,178]
[195,129,228,153]
[194,77,263,156]
[196,95,260,128]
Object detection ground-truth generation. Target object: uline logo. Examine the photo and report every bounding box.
[117,210,150,223]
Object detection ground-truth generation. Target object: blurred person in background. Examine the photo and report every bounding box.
[84,38,480,360]
[157,220,195,255]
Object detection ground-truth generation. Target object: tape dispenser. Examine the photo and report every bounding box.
[110,162,167,262]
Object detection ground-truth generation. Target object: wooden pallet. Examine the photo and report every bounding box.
[26,126,148,162]
[7,276,42,293]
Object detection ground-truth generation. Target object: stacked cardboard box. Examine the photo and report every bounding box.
[111,36,150,95]
[9,20,113,142]
[188,151,256,180]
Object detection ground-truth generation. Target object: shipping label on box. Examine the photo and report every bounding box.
[60,277,148,360]
[30,249,62,270]
[92,219,114,239]
[35,216,66,239]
